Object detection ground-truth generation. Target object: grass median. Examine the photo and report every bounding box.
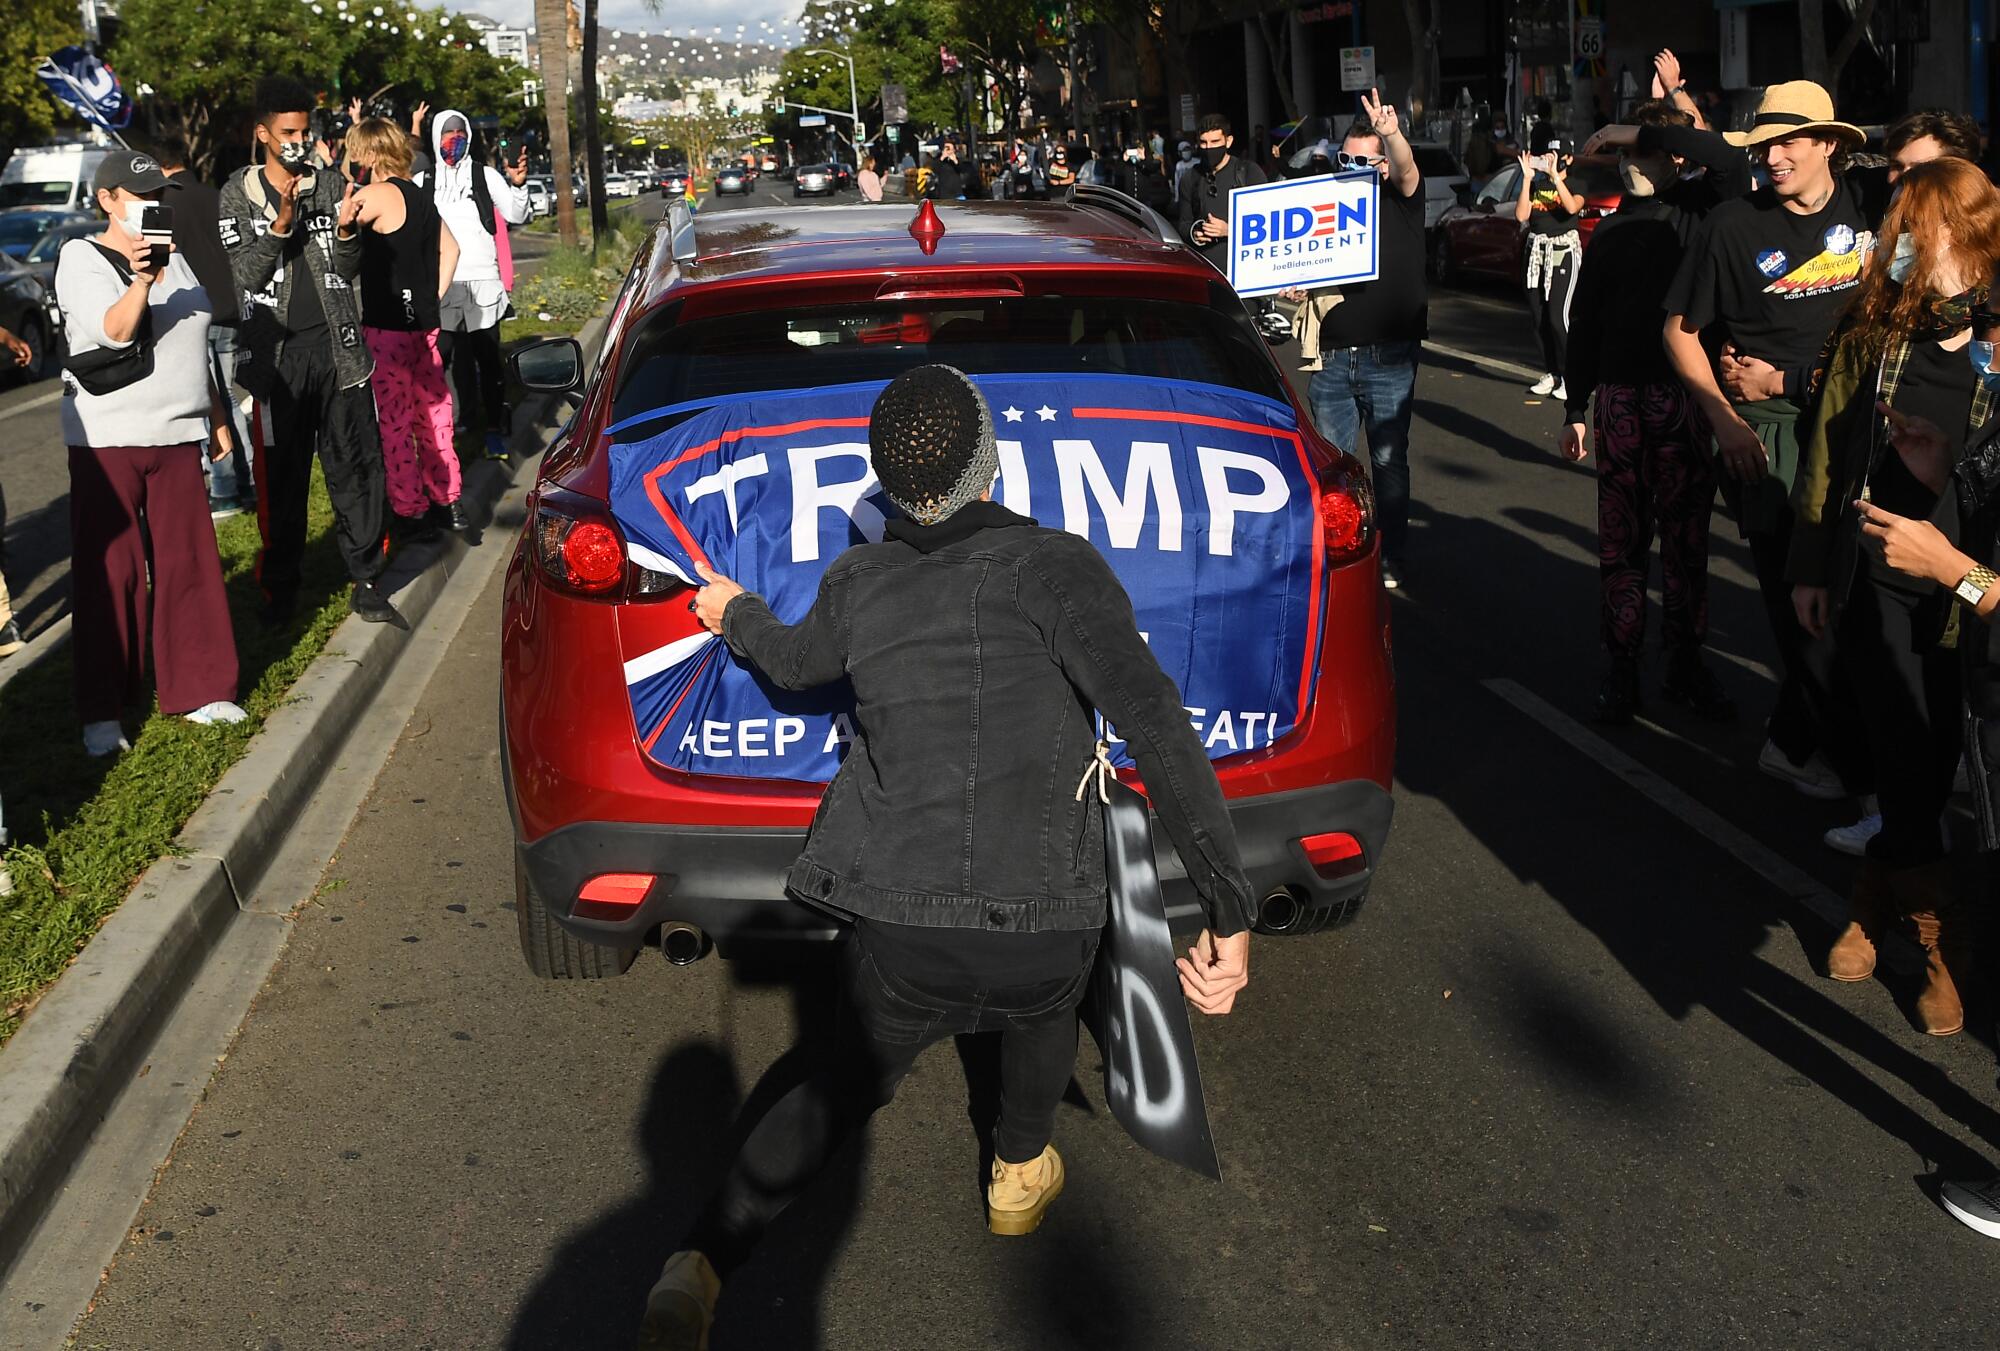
[0,469,351,1045]
[504,213,651,344]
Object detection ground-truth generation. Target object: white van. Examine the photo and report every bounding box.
[0,144,114,212]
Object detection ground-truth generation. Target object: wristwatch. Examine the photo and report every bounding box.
[1953,564,1998,607]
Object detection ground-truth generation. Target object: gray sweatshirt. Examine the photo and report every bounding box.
[56,238,214,448]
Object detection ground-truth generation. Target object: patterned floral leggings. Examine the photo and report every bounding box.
[1594,381,1716,660]
[364,327,461,519]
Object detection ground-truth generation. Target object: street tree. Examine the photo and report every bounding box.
[534,0,580,247]
[2,0,85,154]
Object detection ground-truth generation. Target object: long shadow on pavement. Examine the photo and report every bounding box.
[1390,496,2000,1181]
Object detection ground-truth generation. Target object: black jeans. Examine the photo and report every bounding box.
[439,324,505,437]
[686,929,1095,1276]
[1844,576,1960,865]
[252,344,386,601]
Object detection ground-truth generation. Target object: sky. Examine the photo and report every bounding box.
[469,0,807,45]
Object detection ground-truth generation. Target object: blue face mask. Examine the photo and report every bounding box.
[1888,233,1918,284]
[1970,339,2000,389]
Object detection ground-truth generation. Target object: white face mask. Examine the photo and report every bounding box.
[120,199,148,237]
[1618,154,1673,198]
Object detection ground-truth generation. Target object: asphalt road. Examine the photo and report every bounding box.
[61,188,2000,1349]
[0,195,643,643]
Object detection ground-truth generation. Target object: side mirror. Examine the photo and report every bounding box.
[511,337,583,393]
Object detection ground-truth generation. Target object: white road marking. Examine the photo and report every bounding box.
[1421,340,1544,384]
[1482,676,1846,928]
[2,387,63,415]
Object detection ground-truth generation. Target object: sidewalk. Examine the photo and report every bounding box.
[0,292,615,1308]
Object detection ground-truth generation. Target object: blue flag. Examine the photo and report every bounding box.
[606,373,1326,782]
[36,46,133,131]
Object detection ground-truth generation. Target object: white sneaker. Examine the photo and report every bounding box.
[1941,1174,2000,1240]
[1528,373,1557,396]
[183,701,249,726]
[1756,739,1846,800]
[1551,379,1568,402]
[1822,813,1882,857]
[82,720,130,757]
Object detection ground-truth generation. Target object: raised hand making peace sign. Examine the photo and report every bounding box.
[1360,86,1400,141]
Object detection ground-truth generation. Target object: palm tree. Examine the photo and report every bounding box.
[580,0,611,248]
[535,0,580,247]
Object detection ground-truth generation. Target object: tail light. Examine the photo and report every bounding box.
[529,487,680,601]
[575,871,657,919]
[1298,831,1366,880]
[1317,458,1376,566]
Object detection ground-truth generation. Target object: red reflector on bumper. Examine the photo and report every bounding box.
[575,872,655,917]
[1298,832,1365,879]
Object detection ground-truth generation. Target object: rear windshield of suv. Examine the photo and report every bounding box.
[612,292,1285,423]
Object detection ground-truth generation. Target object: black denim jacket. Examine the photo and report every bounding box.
[722,503,1253,937]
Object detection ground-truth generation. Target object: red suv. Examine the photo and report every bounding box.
[501,189,1396,977]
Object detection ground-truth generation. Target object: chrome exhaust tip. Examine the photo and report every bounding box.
[660,922,710,966]
[1258,889,1304,934]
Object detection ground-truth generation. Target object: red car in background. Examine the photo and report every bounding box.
[1429,154,1623,287]
[500,189,1397,978]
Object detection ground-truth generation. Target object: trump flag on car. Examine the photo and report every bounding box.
[604,371,1328,782]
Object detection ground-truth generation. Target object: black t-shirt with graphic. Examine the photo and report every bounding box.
[259,168,329,346]
[1524,171,1582,237]
[1317,172,1428,349]
[1664,177,1873,373]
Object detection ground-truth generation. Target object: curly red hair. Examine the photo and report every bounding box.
[1846,157,2000,356]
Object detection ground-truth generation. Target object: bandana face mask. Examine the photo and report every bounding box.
[440,131,469,166]
[274,139,313,170]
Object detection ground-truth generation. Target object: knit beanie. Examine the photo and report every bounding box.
[868,365,1000,525]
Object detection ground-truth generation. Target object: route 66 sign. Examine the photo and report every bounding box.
[1576,17,1604,59]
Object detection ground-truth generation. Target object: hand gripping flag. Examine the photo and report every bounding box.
[606,372,1327,782]
[36,46,134,132]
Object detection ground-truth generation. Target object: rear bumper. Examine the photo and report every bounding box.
[517,778,1394,955]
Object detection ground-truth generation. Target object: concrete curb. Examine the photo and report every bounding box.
[0,308,610,1277]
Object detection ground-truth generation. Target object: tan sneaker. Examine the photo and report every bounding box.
[637,1249,720,1351]
[987,1144,1065,1236]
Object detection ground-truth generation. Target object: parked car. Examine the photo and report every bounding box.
[794,164,836,197]
[1407,141,1470,233]
[1429,154,1623,287]
[0,253,61,383]
[20,217,97,287]
[0,207,93,262]
[658,168,692,198]
[498,194,1397,978]
[604,173,638,199]
[713,165,750,195]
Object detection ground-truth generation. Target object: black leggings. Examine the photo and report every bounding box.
[686,932,1093,1276]
[1523,245,1577,378]
[438,324,505,436]
[1843,576,1960,865]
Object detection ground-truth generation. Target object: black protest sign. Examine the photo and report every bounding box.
[1084,779,1221,1180]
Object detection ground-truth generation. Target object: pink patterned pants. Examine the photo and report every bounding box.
[365,327,461,518]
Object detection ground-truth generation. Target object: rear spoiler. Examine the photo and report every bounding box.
[1070,184,1177,247]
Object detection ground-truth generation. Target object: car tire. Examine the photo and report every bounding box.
[514,859,639,979]
[1429,230,1455,287]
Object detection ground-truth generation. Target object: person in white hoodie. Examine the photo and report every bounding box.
[419,109,529,461]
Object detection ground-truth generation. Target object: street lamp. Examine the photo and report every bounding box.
[801,45,862,156]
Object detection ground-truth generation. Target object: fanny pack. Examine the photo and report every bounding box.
[62,242,155,397]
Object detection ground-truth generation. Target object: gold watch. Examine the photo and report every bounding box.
[1953,564,1998,608]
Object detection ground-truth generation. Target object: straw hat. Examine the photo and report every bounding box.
[1723,81,1865,148]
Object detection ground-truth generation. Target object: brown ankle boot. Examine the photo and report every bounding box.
[1898,862,1969,1037]
[1827,860,1893,982]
